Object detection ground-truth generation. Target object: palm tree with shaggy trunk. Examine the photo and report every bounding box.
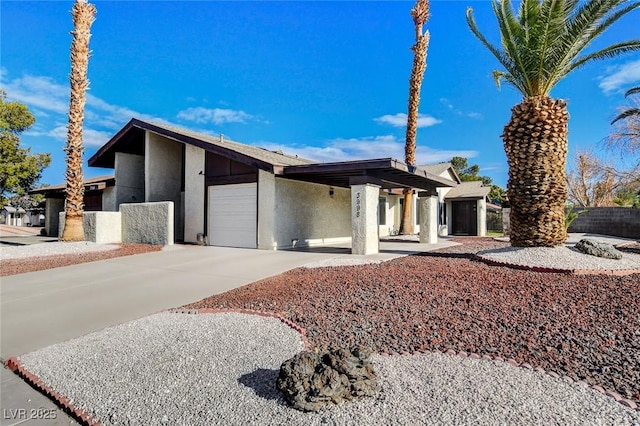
[61,0,96,241]
[400,0,430,235]
[466,0,639,247]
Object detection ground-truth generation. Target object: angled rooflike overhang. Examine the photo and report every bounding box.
[88,119,455,191]
[281,158,456,191]
[88,118,311,172]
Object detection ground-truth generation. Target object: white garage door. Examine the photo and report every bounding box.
[208,183,257,248]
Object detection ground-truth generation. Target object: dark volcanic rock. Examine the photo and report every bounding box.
[276,347,379,412]
[575,239,623,260]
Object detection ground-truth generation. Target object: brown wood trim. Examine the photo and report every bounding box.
[205,173,258,186]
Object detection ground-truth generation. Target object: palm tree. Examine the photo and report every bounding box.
[401,0,430,235]
[61,0,96,241]
[466,0,640,247]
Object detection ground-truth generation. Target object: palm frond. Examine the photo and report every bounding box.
[625,86,640,97]
[611,107,640,124]
[468,0,640,97]
[571,39,640,71]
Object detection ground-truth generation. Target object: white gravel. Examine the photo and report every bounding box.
[18,312,640,426]
[0,241,119,260]
[477,245,640,271]
[302,257,384,268]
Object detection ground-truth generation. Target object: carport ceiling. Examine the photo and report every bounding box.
[280,158,455,190]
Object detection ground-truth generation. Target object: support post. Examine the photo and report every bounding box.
[350,182,380,255]
[418,190,438,244]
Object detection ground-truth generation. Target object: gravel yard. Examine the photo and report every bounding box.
[16,312,640,425]
[184,238,640,405]
[0,243,162,276]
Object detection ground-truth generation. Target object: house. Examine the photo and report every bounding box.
[1,206,28,226]
[29,175,116,237]
[38,118,497,251]
[83,118,457,254]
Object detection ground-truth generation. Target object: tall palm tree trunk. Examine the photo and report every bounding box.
[61,0,96,241]
[503,96,568,247]
[400,0,430,235]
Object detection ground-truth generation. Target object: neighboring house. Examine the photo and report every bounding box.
[29,176,116,237]
[83,118,454,253]
[376,162,498,237]
[1,206,28,226]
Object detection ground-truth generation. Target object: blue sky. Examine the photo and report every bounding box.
[2,1,639,188]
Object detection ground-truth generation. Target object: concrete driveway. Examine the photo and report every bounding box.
[0,239,455,425]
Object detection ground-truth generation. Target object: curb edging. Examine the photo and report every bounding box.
[4,357,100,426]
[475,255,640,276]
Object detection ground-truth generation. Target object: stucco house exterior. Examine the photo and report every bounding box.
[1,206,28,226]
[37,118,497,251]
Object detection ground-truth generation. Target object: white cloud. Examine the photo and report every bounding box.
[177,107,255,125]
[439,98,483,119]
[374,113,442,128]
[2,74,69,114]
[258,135,477,165]
[599,59,640,94]
[29,125,111,147]
[0,71,165,131]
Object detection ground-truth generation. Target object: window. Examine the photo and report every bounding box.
[378,197,387,225]
[439,202,447,225]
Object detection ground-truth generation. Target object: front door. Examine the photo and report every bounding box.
[452,201,477,236]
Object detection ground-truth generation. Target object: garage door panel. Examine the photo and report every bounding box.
[208,183,257,248]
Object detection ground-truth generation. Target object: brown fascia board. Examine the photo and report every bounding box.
[88,118,277,173]
[29,177,115,196]
[282,158,396,174]
[282,158,456,190]
[87,119,137,167]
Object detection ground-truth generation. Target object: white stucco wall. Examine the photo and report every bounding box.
[45,198,65,237]
[257,170,277,249]
[114,152,144,207]
[273,178,351,249]
[183,145,205,243]
[378,194,401,237]
[102,186,117,212]
[145,132,183,241]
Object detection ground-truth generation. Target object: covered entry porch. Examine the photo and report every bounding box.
[281,159,455,255]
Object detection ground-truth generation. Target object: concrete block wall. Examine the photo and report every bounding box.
[568,207,640,239]
[120,201,174,245]
[58,211,122,244]
[46,198,65,237]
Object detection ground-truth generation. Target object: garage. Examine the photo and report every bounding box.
[208,183,257,248]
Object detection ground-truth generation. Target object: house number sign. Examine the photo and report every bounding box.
[355,192,361,218]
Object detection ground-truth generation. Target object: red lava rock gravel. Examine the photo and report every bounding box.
[0,243,162,276]
[184,238,640,405]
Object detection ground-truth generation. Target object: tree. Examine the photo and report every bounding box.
[61,0,96,241]
[401,0,430,235]
[450,156,493,185]
[566,150,617,207]
[608,86,640,156]
[467,0,640,247]
[0,90,51,206]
